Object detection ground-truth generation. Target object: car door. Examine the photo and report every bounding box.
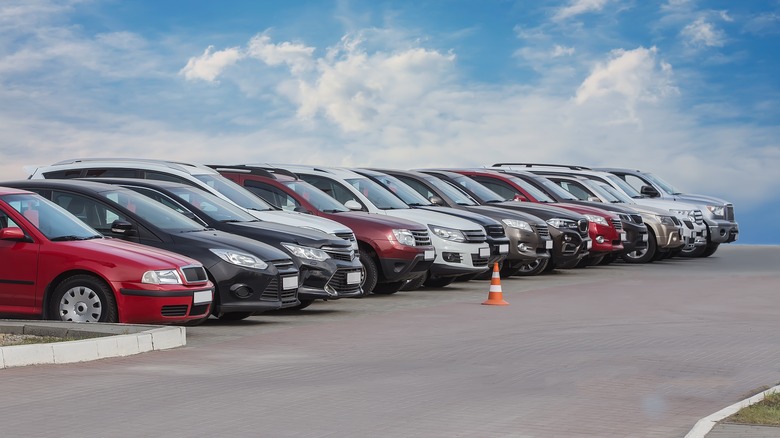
[0,203,40,311]
[48,190,145,242]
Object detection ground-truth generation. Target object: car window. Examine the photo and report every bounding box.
[471,178,517,201]
[621,174,649,193]
[84,168,138,178]
[365,174,431,206]
[556,181,591,200]
[298,175,366,209]
[244,181,300,211]
[193,174,275,211]
[42,169,83,179]
[167,186,256,222]
[282,181,350,213]
[144,171,195,184]
[51,191,129,233]
[0,208,20,228]
[423,176,478,206]
[344,177,410,210]
[3,193,100,240]
[395,176,436,200]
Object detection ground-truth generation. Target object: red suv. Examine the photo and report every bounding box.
[0,187,213,324]
[213,166,436,294]
[452,170,624,266]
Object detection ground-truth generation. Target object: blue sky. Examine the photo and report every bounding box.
[1,0,778,244]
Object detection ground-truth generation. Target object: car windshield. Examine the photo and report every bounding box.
[605,174,642,198]
[425,176,478,205]
[283,181,349,213]
[1,193,102,241]
[367,173,432,206]
[597,183,635,203]
[167,186,257,222]
[506,176,557,203]
[344,178,410,210]
[101,190,207,232]
[193,174,275,211]
[449,175,505,203]
[644,173,682,195]
[536,178,580,201]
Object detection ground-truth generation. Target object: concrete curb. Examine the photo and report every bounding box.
[685,384,780,437]
[0,320,186,369]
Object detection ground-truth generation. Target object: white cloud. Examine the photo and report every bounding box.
[179,45,244,82]
[681,18,726,47]
[554,0,612,21]
[246,34,315,74]
[552,45,576,57]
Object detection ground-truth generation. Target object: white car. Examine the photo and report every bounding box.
[266,164,492,288]
[27,159,358,248]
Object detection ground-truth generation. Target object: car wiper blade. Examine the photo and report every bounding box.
[50,235,88,241]
[83,235,103,240]
[220,219,246,223]
[484,199,503,204]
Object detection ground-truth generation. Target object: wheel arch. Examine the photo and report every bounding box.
[43,269,118,320]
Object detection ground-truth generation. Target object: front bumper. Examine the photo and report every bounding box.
[589,223,624,255]
[376,242,436,282]
[297,257,364,301]
[503,226,552,265]
[646,219,684,249]
[208,260,299,314]
[620,222,648,254]
[549,227,589,269]
[680,220,707,250]
[428,237,492,279]
[117,286,213,324]
[707,219,739,243]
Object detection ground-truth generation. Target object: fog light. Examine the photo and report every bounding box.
[518,243,529,252]
[596,236,605,244]
[442,252,462,263]
[230,284,253,298]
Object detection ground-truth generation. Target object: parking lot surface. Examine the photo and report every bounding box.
[0,245,778,437]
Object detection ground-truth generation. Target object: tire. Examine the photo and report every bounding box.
[680,244,707,258]
[599,254,616,265]
[513,258,549,276]
[622,229,656,264]
[423,276,456,288]
[359,251,379,294]
[287,299,315,310]
[217,311,254,321]
[401,273,426,291]
[50,274,118,323]
[700,242,720,258]
[372,281,405,295]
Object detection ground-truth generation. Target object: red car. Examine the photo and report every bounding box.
[0,187,213,324]
[212,166,436,294]
[451,170,624,265]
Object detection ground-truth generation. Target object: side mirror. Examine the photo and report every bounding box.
[587,196,602,203]
[110,220,136,236]
[293,206,312,214]
[512,194,528,202]
[343,200,362,211]
[640,185,660,197]
[429,196,445,206]
[0,227,26,241]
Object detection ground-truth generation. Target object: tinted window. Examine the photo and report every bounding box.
[145,171,192,184]
[344,178,410,210]
[193,174,274,211]
[283,181,349,213]
[51,191,131,234]
[244,181,301,211]
[4,193,101,240]
[471,178,519,201]
[42,170,83,179]
[298,175,366,210]
[85,168,138,178]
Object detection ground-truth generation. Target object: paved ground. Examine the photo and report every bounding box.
[0,245,778,437]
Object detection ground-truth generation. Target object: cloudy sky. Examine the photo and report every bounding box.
[1,0,778,244]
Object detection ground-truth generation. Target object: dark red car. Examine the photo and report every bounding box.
[213,166,436,295]
[451,170,624,265]
[0,187,213,324]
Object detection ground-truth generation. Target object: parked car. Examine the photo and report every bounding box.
[0,187,213,324]
[352,168,510,279]
[594,167,739,257]
[3,180,300,321]
[364,168,553,277]
[265,165,492,288]
[82,178,365,310]
[542,174,685,263]
[446,169,622,267]
[211,165,436,295]
[493,163,708,256]
[417,170,591,270]
[27,158,359,249]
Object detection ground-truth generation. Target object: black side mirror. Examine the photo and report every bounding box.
[294,206,312,214]
[429,196,445,206]
[110,220,136,236]
[640,185,660,197]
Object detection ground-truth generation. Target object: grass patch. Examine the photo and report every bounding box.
[723,392,780,426]
[0,334,75,346]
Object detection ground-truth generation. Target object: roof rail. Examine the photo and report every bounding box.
[492,162,592,171]
[207,164,301,180]
[50,158,212,173]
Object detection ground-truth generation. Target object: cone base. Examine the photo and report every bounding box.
[482,298,509,306]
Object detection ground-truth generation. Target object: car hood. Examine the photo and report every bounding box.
[327,211,427,231]
[464,205,547,227]
[553,202,619,219]
[170,228,292,260]
[490,201,585,221]
[224,221,350,249]
[62,238,202,270]
[671,193,730,207]
[418,206,502,227]
[246,210,354,235]
[384,208,484,231]
[632,197,701,212]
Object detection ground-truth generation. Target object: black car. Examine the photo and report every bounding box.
[417,170,591,270]
[367,168,553,277]
[86,178,364,309]
[351,169,510,280]
[2,179,299,321]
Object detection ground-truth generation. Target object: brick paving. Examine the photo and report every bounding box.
[0,245,778,437]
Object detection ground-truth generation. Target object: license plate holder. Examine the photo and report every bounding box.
[479,247,490,258]
[282,276,298,290]
[545,240,553,249]
[193,290,212,305]
[424,250,435,260]
[346,271,361,285]
[498,244,509,254]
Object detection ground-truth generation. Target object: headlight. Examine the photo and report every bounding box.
[281,243,330,261]
[210,249,269,269]
[501,218,532,231]
[429,225,466,242]
[706,205,725,218]
[546,218,577,229]
[584,214,609,226]
[141,269,183,285]
[656,215,676,226]
[392,229,416,246]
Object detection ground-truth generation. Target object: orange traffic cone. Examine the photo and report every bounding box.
[482,262,509,306]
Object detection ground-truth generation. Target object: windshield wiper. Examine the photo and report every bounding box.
[51,235,89,241]
[220,219,246,223]
[484,199,503,204]
[322,209,345,213]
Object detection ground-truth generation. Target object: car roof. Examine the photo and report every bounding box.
[79,177,193,191]
[267,164,365,180]
[7,178,132,193]
[35,158,218,176]
[0,186,35,196]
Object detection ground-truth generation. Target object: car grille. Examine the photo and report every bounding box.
[327,269,363,293]
[181,265,208,285]
[484,224,505,237]
[190,304,210,316]
[670,216,681,226]
[471,254,489,267]
[577,219,589,236]
[161,305,188,317]
[682,219,693,229]
[628,214,643,224]
[462,229,487,243]
[261,260,298,304]
[611,218,623,231]
[335,232,356,243]
[323,247,354,261]
[532,224,549,239]
[725,204,734,221]
[412,230,432,246]
[693,210,704,225]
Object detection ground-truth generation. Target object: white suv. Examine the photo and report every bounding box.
[27,159,358,247]
[266,164,492,288]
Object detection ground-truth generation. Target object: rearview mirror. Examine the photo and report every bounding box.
[343,200,362,211]
[587,196,602,203]
[640,185,660,198]
[429,196,445,206]
[110,220,136,236]
[0,227,26,241]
